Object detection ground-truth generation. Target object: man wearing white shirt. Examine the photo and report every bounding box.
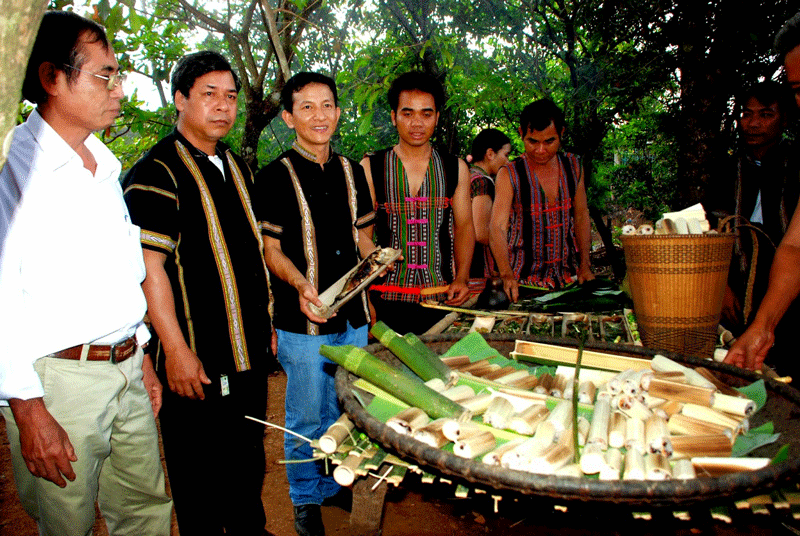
[0,11,171,536]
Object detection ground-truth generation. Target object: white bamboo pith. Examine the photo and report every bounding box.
[670,434,733,458]
[529,443,573,474]
[425,378,446,392]
[319,415,355,455]
[608,411,627,449]
[712,392,756,417]
[600,448,623,480]
[587,398,611,449]
[442,419,478,442]
[647,378,716,406]
[495,369,532,386]
[617,395,653,421]
[667,413,733,438]
[645,453,672,480]
[672,458,696,480]
[578,380,597,404]
[333,453,362,486]
[387,407,430,435]
[623,448,646,480]
[441,384,476,402]
[482,438,525,466]
[577,416,591,446]
[625,417,646,453]
[501,432,553,470]
[509,404,549,435]
[534,372,554,395]
[454,430,496,459]
[483,397,515,429]
[650,355,716,389]
[459,392,494,414]
[580,443,606,475]
[412,419,450,448]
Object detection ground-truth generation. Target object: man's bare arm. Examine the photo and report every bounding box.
[446,159,475,305]
[489,167,518,302]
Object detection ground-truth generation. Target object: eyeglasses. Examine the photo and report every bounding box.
[65,66,126,91]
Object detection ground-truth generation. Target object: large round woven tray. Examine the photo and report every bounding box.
[334,333,800,507]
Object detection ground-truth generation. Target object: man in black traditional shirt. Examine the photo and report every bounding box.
[124,51,272,536]
[254,72,376,536]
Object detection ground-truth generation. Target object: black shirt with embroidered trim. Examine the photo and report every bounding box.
[123,129,272,378]
[254,144,376,335]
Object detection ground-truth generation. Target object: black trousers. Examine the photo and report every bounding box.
[158,368,269,536]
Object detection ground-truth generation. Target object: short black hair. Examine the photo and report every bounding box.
[739,81,793,118]
[519,98,565,136]
[471,129,511,162]
[775,11,800,62]
[23,10,111,105]
[388,71,445,112]
[171,50,241,101]
[280,71,338,112]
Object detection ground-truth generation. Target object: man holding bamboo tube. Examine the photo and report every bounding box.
[255,72,377,536]
[726,11,800,375]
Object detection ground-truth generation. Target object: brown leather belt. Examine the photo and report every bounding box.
[51,336,137,364]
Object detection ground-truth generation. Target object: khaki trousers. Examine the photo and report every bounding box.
[2,347,172,536]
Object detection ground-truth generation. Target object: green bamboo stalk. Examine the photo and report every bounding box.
[320,344,470,421]
[371,321,453,383]
[402,333,438,361]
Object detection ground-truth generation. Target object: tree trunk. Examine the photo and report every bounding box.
[0,0,48,171]
[240,88,280,169]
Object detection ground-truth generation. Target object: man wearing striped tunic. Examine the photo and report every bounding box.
[362,72,475,334]
[489,98,594,302]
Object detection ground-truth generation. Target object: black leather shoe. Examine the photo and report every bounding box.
[321,487,352,512]
[293,504,325,536]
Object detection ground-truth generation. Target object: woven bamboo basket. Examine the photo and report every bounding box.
[621,234,734,358]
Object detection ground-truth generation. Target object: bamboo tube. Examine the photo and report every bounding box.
[647,378,715,407]
[608,411,626,449]
[578,381,597,404]
[454,430,496,459]
[607,369,632,395]
[371,321,454,384]
[672,458,696,480]
[617,395,653,421]
[441,419,482,442]
[625,417,645,453]
[645,453,672,480]
[424,378,446,392]
[387,407,430,435]
[623,449,645,480]
[513,341,652,371]
[681,403,743,432]
[441,384,476,402]
[459,392,493,415]
[483,365,518,381]
[546,400,573,440]
[587,398,611,449]
[694,367,748,398]
[484,397,515,429]
[319,414,355,454]
[654,370,688,382]
[660,400,684,417]
[333,454,362,486]
[671,434,733,459]
[495,370,532,386]
[712,393,756,417]
[528,443,574,474]
[577,416,590,446]
[691,457,770,476]
[651,355,715,389]
[412,419,450,448]
[507,374,540,390]
[555,464,583,478]
[320,344,471,421]
[460,359,496,376]
[580,443,606,475]
[645,414,671,455]
[636,369,654,391]
[501,423,556,469]
[509,404,549,435]
[667,413,733,439]
[533,373,554,395]
[550,374,568,398]
[440,354,471,368]
[482,438,525,466]
[600,448,623,480]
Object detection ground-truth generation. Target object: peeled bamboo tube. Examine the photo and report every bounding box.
[319,414,355,454]
[333,453,362,486]
[617,395,653,421]
[578,381,597,404]
[645,414,671,455]
[483,365,518,381]
[529,443,574,474]
[671,434,733,459]
[371,321,454,383]
[550,374,568,398]
[534,373,554,395]
[672,458,696,480]
[647,378,715,407]
[712,392,756,417]
[555,464,583,478]
[660,399,684,417]
[412,419,450,448]
[387,407,430,435]
[587,398,611,449]
[460,359,496,376]
[441,419,481,442]
[424,378,446,392]
[691,457,770,476]
[600,448,623,481]
[607,369,632,395]
[681,403,743,432]
[694,367,748,398]
[495,369,532,386]
[459,392,493,415]
[645,453,672,480]
[623,448,645,480]
[635,369,654,391]
[580,443,606,475]
[454,430,496,459]
[546,400,573,440]
[667,413,733,438]
[483,397,515,429]
[507,374,540,390]
[625,417,645,453]
[441,384,476,402]
[509,404,549,435]
[577,416,590,446]
[502,423,556,469]
[320,344,471,421]
[608,411,626,449]
[440,354,471,368]
[651,355,715,389]
[654,370,688,382]
[482,438,524,466]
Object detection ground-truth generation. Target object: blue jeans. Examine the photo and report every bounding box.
[276,323,368,506]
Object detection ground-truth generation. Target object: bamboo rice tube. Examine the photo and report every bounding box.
[454,430,496,459]
[550,374,568,398]
[495,370,532,386]
[441,384,476,402]
[694,367,748,398]
[691,457,770,476]
[580,443,606,475]
[484,396,515,429]
[636,369,654,391]
[440,354,471,368]
[654,370,688,382]
[460,359,496,376]
[501,423,556,469]
[712,393,756,417]
[372,321,454,384]
[660,400,684,417]
[617,395,653,421]
[555,464,583,478]
[625,417,645,453]
[645,414,671,455]
[672,458,696,480]
[534,373,554,395]
[319,414,355,454]
[546,400,573,440]
[681,403,743,432]
[459,392,493,415]
[578,381,597,404]
[600,448,623,480]
[528,443,574,474]
[320,344,471,421]
[587,398,611,448]
[482,438,524,466]
[484,365,518,381]
[623,449,645,480]
[667,413,733,438]
[441,419,482,442]
[387,407,430,435]
[608,411,626,449]
[647,378,715,407]
[424,378,446,392]
[671,434,733,458]
[412,419,451,448]
[645,453,672,480]
[507,374,540,390]
[509,404,549,435]
[577,416,590,446]
[333,453,362,486]
[651,355,715,389]
[607,369,633,395]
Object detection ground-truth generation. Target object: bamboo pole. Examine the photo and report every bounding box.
[371,321,454,384]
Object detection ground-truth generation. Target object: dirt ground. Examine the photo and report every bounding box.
[1,371,798,536]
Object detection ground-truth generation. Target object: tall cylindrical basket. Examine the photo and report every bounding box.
[621,234,734,358]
